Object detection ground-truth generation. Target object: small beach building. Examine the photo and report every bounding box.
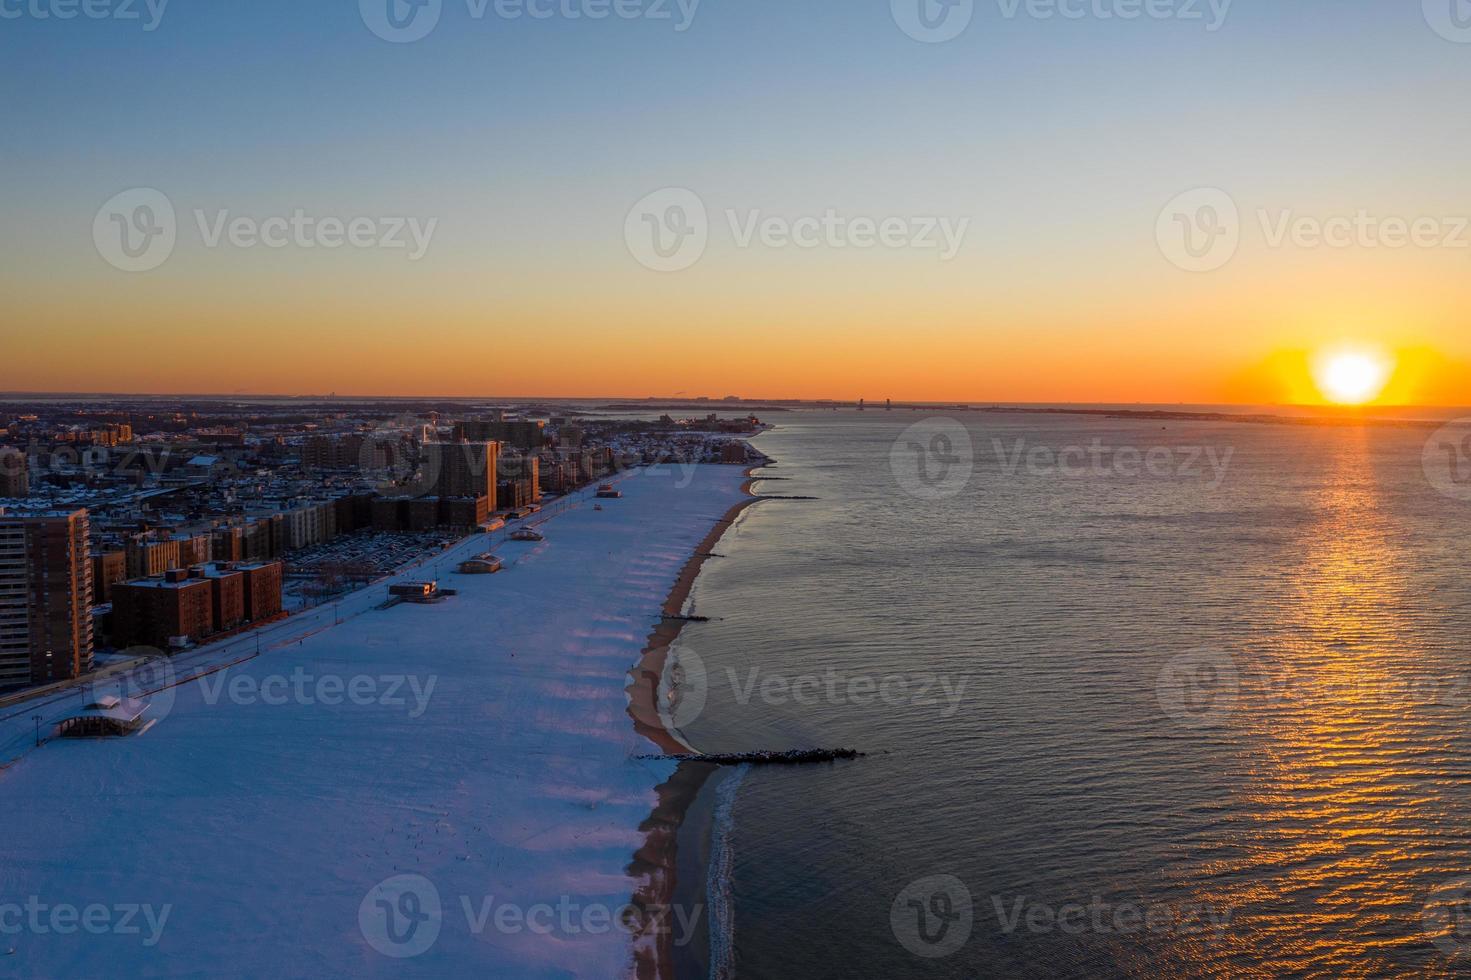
[458,555,504,575]
[389,581,441,602]
[56,695,153,738]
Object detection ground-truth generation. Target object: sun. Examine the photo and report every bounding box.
[1311,347,1393,405]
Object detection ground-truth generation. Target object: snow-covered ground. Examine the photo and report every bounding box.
[0,465,746,978]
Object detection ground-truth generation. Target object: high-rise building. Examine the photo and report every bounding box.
[0,448,27,498]
[301,434,366,471]
[423,441,498,499]
[456,418,546,452]
[0,509,95,689]
[498,453,542,504]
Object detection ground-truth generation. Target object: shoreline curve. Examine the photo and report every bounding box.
[624,462,764,980]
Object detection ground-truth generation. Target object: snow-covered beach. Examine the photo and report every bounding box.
[0,464,748,979]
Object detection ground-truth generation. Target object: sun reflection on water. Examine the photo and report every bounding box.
[1160,429,1469,977]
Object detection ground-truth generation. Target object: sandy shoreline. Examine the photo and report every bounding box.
[625,468,761,756]
[625,465,763,980]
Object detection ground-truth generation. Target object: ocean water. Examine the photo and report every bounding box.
[677,409,1471,979]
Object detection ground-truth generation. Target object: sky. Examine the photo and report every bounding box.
[3,0,1470,404]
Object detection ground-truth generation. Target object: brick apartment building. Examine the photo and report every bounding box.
[111,560,283,651]
[195,564,246,632]
[91,548,127,602]
[111,570,214,651]
[239,561,283,622]
[371,495,491,532]
[423,441,498,499]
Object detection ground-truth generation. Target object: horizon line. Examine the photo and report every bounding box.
[3,390,1470,411]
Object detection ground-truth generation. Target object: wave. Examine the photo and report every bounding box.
[707,764,750,980]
